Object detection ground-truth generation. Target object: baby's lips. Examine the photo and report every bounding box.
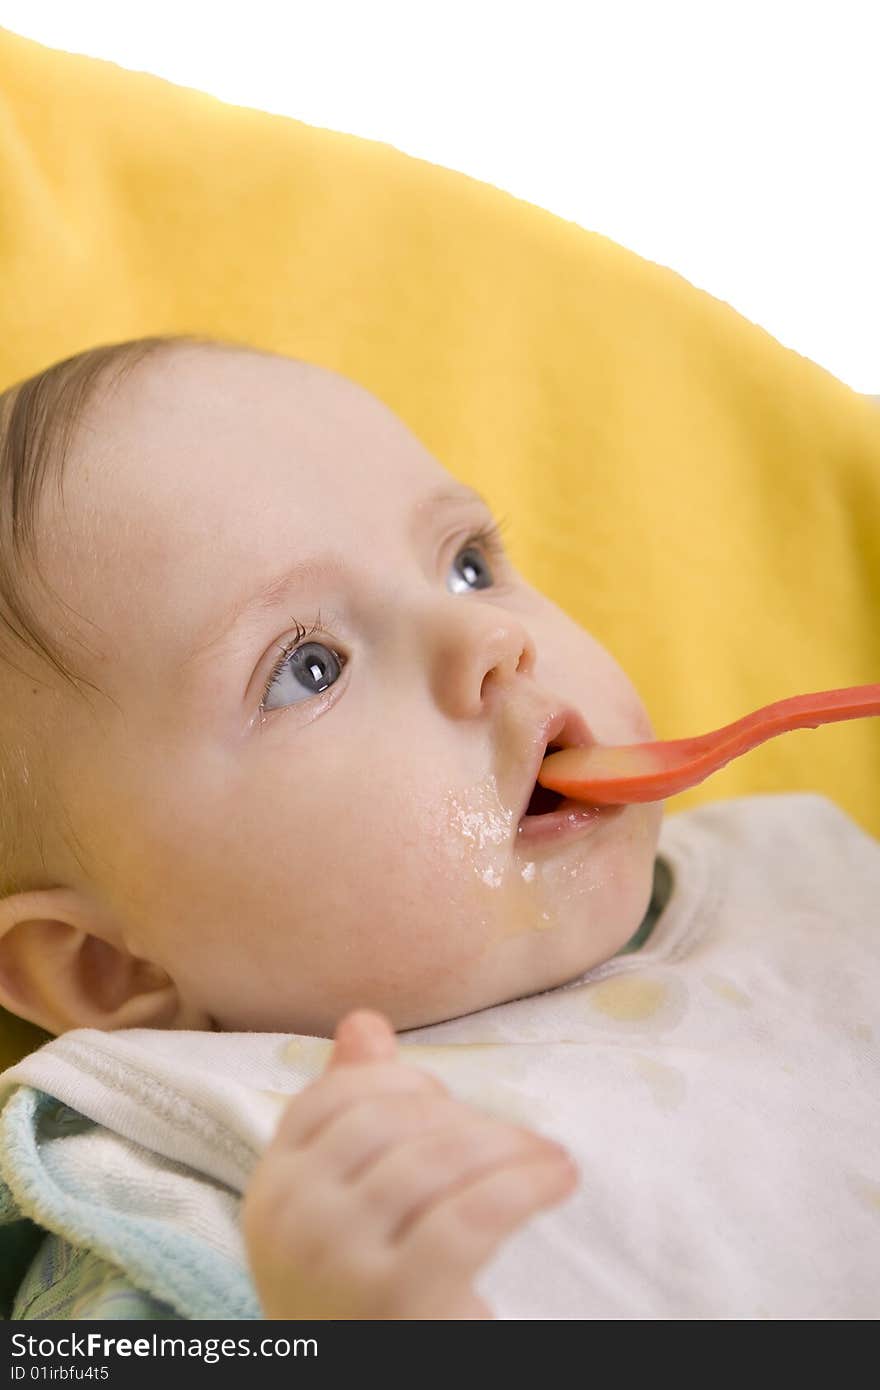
[515,704,596,823]
[537,684,880,805]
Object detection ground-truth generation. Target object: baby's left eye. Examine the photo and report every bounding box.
[447,527,504,594]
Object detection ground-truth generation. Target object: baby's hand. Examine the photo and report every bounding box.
[241,1009,578,1319]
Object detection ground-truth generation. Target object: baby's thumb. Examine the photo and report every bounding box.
[328,1008,398,1068]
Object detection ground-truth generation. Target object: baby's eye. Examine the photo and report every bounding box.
[260,621,345,715]
[260,528,504,716]
[446,525,504,594]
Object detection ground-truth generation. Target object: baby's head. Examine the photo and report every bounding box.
[0,337,662,1037]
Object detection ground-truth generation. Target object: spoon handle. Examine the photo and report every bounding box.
[538,683,880,804]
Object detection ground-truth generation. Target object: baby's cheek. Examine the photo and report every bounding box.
[592,660,654,744]
[439,775,514,866]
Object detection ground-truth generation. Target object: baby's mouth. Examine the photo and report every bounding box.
[512,705,603,842]
[517,739,572,827]
[515,727,617,844]
[520,750,568,819]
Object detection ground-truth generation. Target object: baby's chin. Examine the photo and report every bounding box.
[520,803,661,970]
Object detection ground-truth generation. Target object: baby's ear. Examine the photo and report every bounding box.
[0,887,206,1034]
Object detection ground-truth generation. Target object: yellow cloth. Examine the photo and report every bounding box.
[1,27,879,1069]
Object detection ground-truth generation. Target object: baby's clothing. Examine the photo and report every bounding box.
[1,792,878,1320]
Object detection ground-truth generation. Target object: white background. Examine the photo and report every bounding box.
[2,0,878,392]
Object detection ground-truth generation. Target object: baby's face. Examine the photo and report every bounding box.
[45,345,661,1034]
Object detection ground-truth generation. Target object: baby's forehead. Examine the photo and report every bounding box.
[108,346,428,466]
[53,345,462,606]
[90,345,353,443]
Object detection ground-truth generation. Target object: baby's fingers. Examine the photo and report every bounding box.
[395,1149,578,1317]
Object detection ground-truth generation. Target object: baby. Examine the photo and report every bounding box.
[0,336,877,1321]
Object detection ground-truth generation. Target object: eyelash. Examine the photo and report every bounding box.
[258,517,512,716]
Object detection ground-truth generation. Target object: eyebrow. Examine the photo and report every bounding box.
[181,484,492,671]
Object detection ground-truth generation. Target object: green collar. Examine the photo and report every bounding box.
[615,856,672,956]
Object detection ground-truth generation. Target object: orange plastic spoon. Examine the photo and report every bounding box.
[537,684,880,805]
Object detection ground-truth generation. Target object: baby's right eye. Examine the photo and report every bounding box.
[260,620,347,714]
